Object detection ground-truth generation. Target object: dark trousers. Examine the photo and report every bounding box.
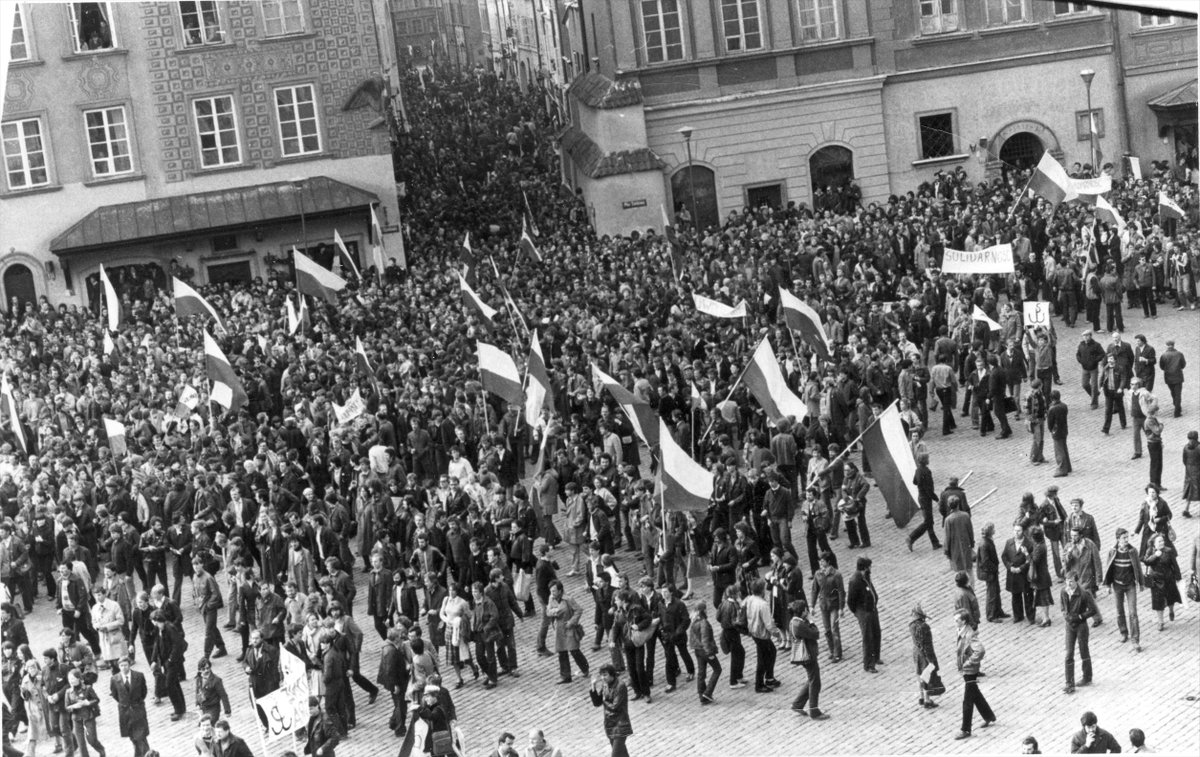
[983,574,1003,620]
[1053,437,1072,475]
[1148,440,1163,487]
[202,607,225,657]
[908,505,940,548]
[751,636,777,688]
[1167,382,1183,416]
[662,637,695,686]
[325,680,349,736]
[475,639,498,683]
[1064,621,1092,686]
[557,649,589,680]
[61,612,100,654]
[805,528,831,576]
[2,576,30,613]
[1102,389,1126,432]
[144,561,168,595]
[607,735,630,757]
[1085,298,1101,332]
[644,633,659,685]
[69,717,105,757]
[724,629,745,684]
[994,401,1012,435]
[854,610,881,670]
[497,625,517,672]
[1141,287,1157,317]
[388,690,407,734]
[163,662,186,715]
[1104,302,1124,333]
[169,555,187,604]
[1009,584,1033,622]
[960,673,994,733]
[791,660,821,712]
[622,644,649,696]
[694,650,721,698]
[937,387,956,434]
[845,514,870,548]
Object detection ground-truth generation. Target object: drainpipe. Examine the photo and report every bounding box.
[1110,10,1132,166]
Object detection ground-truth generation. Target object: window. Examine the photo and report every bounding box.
[1052,2,1088,15]
[1,119,50,190]
[1075,109,1104,141]
[397,20,408,35]
[179,1,224,46]
[641,0,684,63]
[193,96,241,167]
[10,5,29,62]
[69,3,115,52]
[798,0,839,42]
[262,0,305,37]
[918,113,956,159]
[918,0,958,34]
[1138,13,1174,28]
[411,19,422,34]
[985,0,1026,25]
[84,106,133,177]
[722,0,762,52]
[274,85,321,156]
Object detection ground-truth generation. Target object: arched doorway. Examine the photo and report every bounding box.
[2,264,36,312]
[999,132,1044,171]
[671,165,719,232]
[809,145,854,196]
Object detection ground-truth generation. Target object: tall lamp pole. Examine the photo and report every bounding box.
[1080,69,1096,176]
[678,126,699,230]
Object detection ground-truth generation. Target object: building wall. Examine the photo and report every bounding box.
[1114,9,1197,174]
[646,77,888,214]
[1,0,397,306]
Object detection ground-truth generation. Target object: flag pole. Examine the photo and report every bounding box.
[698,333,769,444]
[1008,172,1034,218]
[970,487,998,511]
[825,399,898,471]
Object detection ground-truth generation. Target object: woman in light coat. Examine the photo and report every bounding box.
[546,580,589,683]
[437,575,478,688]
[90,586,127,668]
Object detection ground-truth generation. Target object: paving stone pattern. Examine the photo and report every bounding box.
[17,307,1200,756]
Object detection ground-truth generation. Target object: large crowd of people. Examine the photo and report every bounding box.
[1,66,1199,757]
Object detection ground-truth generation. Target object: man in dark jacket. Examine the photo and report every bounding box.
[657,584,694,692]
[377,627,408,737]
[1047,390,1071,477]
[845,556,880,674]
[304,695,341,757]
[150,611,187,719]
[1076,330,1105,409]
[1069,710,1122,753]
[1060,572,1099,694]
[976,523,1007,622]
[367,553,395,641]
[109,657,153,757]
[1157,339,1186,417]
[1001,524,1035,624]
[533,543,558,656]
[906,452,941,551]
[1099,354,1128,434]
[1131,334,1156,391]
[987,355,1012,438]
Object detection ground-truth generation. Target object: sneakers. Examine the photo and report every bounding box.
[810,710,830,721]
[663,685,676,693]
[954,731,971,740]
[1063,685,1075,694]
[729,682,746,689]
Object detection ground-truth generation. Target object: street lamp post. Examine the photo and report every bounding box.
[1080,68,1096,176]
[678,126,699,231]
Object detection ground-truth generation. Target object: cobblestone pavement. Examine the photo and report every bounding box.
[14,306,1200,756]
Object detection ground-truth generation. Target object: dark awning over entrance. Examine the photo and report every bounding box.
[49,176,379,256]
[1147,79,1197,113]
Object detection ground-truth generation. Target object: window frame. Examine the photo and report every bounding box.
[10,4,30,62]
[797,0,841,43]
[985,0,1027,26]
[260,0,307,38]
[1052,1,1089,16]
[273,83,324,158]
[191,94,243,169]
[1138,13,1174,28]
[721,0,764,53]
[67,2,117,54]
[1075,109,1105,142]
[917,0,959,35]
[1,117,52,191]
[178,0,226,47]
[640,0,686,65]
[83,105,135,178]
[916,110,958,161]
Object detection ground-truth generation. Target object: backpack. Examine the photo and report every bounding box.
[810,500,832,534]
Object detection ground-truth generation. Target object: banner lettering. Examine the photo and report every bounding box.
[941,244,1015,274]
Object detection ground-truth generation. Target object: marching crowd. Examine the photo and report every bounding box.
[1,67,1200,757]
